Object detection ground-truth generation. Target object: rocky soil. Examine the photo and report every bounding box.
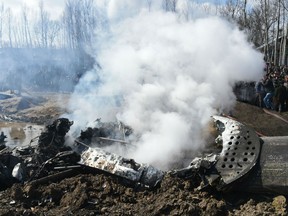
[0,92,287,216]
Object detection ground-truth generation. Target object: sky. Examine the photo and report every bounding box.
[2,0,65,20]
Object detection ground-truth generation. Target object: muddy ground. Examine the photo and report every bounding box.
[0,92,287,216]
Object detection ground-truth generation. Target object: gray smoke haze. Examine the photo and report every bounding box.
[67,1,264,170]
[0,48,92,92]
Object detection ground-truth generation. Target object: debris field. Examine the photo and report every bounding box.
[0,92,288,216]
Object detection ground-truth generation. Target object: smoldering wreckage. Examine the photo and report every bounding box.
[1,115,288,200]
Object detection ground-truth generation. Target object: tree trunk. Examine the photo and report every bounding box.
[264,0,270,62]
[281,24,288,65]
[274,0,281,65]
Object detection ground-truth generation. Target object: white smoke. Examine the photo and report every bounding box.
[67,1,264,170]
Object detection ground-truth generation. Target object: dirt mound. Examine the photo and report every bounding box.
[0,173,286,216]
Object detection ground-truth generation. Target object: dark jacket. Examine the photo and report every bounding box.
[274,85,287,102]
[263,78,274,93]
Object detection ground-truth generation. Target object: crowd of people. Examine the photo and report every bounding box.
[255,63,288,112]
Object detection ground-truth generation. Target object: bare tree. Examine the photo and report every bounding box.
[219,0,241,20]
[246,7,265,47]
[21,5,33,47]
[146,0,153,12]
[47,20,61,48]
[220,0,282,62]
[13,19,21,47]
[6,8,13,47]
[0,3,4,48]
[263,0,279,62]
[280,1,288,64]
[162,0,178,12]
[39,0,49,47]
[274,0,281,64]
[63,0,98,49]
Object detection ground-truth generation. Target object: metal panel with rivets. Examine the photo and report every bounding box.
[212,116,261,185]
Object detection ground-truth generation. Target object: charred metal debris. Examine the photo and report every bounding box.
[0,116,288,195]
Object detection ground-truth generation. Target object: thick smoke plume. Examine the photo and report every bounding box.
[67,2,264,170]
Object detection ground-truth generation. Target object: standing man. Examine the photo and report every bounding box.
[255,78,265,107]
[274,81,287,112]
[263,74,275,110]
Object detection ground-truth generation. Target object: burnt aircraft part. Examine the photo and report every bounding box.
[212,116,261,185]
[0,154,22,189]
[0,132,7,143]
[163,116,263,190]
[38,118,74,160]
[1,117,151,190]
[79,146,164,188]
[79,121,133,148]
[235,136,288,194]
